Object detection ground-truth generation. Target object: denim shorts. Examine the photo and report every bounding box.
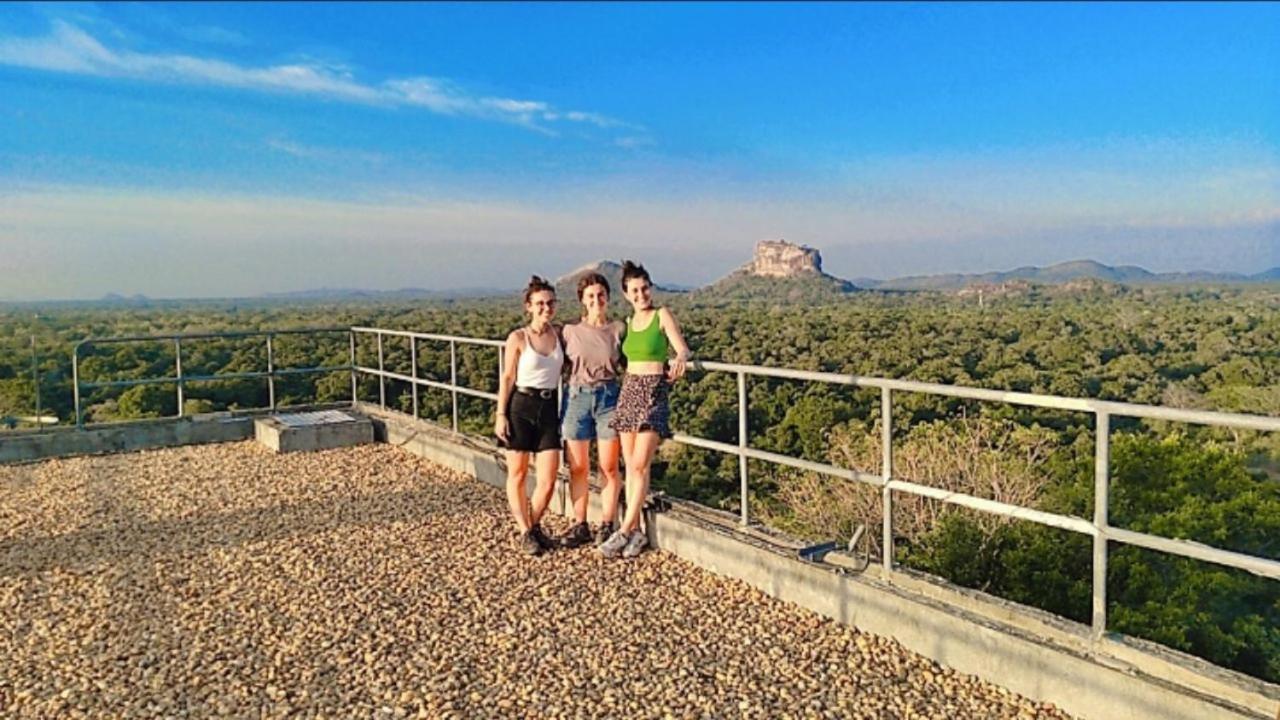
[561,381,621,442]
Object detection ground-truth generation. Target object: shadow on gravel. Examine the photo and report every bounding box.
[0,487,479,578]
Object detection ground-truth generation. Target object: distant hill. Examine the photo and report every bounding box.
[868,260,1280,291]
[553,260,683,298]
[261,287,501,301]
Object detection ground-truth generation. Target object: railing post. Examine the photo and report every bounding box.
[348,331,357,406]
[73,344,82,429]
[450,340,459,433]
[377,332,385,409]
[1092,411,1111,643]
[174,337,185,418]
[881,387,894,572]
[410,337,419,419]
[266,333,276,411]
[738,371,749,526]
[30,336,40,425]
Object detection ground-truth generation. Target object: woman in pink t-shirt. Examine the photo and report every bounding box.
[556,272,626,548]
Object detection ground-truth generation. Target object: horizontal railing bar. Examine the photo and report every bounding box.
[81,376,181,390]
[886,479,1097,536]
[672,433,885,487]
[693,361,1280,432]
[1105,526,1280,580]
[352,365,498,401]
[82,366,349,389]
[272,365,351,376]
[77,327,347,349]
[350,327,505,348]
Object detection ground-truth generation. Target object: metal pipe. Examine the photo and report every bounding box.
[1092,411,1110,642]
[691,360,1280,432]
[886,479,1096,535]
[1104,526,1280,580]
[377,332,385,409]
[672,434,881,485]
[881,388,894,572]
[174,338,184,418]
[30,336,40,425]
[450,340,459,433]
[349,330,357,406]
[266,334,276,411]
[738,371,749,525]
[81,369,351,390]
[73,345,82,429]
[350,326,505,347]
[410,337,419,419]
[351,366,498,401]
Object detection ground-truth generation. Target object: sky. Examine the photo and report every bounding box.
[0,2,1277,300]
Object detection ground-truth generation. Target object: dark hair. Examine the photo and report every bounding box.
[523,275,555,304]
[576,272,610,300]
[620,260,651,290]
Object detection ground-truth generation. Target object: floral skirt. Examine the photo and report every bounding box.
[608,374,672,439]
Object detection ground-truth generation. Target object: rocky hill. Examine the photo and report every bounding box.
[695,240,857,303]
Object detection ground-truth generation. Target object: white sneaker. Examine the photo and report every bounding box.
[621,530,648,558]
[599,529,630,558]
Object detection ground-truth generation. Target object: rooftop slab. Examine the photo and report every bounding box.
[1,442,1070,719]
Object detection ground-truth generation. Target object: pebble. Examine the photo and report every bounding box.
[0,442,1072,719]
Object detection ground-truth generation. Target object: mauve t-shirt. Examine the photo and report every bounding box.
[563,321,623,386]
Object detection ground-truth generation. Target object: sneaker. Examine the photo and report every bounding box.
[594,520,618,546]
[530,524,556,552]
[622,530,649,559]
[520,530,543,556]
[599,529,630,559]
[559,521,593,549]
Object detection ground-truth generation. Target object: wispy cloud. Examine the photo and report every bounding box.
[0,20,633,133]
[265,137,387,165]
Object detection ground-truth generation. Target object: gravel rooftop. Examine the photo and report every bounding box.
[0,441,1072,719]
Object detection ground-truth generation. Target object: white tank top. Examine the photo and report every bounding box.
[515,328,563,389]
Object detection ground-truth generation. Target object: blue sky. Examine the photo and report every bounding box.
[0,2,1276,299]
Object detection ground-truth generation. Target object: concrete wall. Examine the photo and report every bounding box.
[363,406,1279,720]
[0,403,350,465]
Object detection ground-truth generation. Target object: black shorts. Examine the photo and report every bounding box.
[499,390,561,453]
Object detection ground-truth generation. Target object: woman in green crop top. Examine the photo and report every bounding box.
[601,260,692,559]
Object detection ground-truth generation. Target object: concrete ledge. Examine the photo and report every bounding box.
[362,405,1279,720]
[0,403,351,465]
[254,411,373,453]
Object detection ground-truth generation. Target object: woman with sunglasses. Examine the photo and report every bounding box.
[495,275,565,556]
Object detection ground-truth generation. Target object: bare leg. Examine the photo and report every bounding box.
[529,448,561,525]
[565,439,591,523]
[505,450,532,531]
[597,437,623,524]
[621,431,660,534]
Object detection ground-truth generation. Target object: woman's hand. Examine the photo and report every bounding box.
[494,414,510,442]
[667,355,688,382]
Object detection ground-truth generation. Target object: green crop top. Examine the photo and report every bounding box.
[622,310,669,363]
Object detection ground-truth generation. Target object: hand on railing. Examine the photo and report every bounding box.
[667,355,689,383]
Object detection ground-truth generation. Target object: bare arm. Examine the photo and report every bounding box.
[658,307,692,381]
[494,330,523,440]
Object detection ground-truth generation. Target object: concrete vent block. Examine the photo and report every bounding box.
[254,410,373,453]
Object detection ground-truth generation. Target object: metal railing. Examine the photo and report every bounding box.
[66,326,1280,647]
[72,328,351,427]
[348,327,504,433]
[345,327,1280,645]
